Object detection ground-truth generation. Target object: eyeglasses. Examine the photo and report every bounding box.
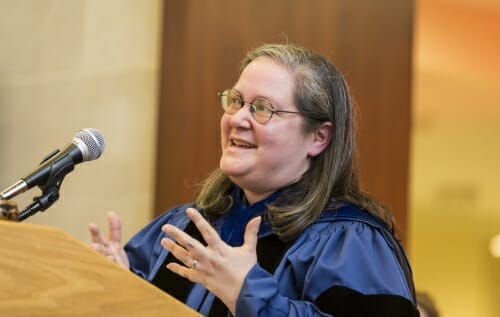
[218,89,302,124]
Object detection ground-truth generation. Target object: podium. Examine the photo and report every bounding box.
[0,220,201,317]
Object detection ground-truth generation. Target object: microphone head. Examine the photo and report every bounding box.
[72,128,105,161]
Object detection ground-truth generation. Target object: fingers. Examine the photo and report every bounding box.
[88,222,107,245]
[161,244,201,284]
[107,211,122,243]
[166,262,195,281]
[186,208,221,247]
[90,242,104,253]
[243,216,261,252]
[88,211,121,245]
[91,241,129,268]
[88,211,129,269]
[161,237,191,263]
[109,241,130,268]
[161,209,216,274]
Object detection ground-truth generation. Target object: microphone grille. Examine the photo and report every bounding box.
[74,128,105,161]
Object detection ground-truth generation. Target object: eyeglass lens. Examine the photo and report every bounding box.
[220,90,273,123]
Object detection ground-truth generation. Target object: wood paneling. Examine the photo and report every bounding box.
[155,0,413,238]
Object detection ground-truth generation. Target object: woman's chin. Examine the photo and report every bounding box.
[220,165,246,178]
[220,157,250,175]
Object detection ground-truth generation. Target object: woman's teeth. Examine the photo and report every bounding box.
[231,139,256,148]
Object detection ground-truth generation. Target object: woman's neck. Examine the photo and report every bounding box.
[242,189,275,205]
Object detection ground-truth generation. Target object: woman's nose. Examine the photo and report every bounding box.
[229,103,253,128]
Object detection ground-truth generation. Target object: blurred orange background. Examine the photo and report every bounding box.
[410,0,500,316]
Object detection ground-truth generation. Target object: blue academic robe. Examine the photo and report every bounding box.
[125,192,418,317]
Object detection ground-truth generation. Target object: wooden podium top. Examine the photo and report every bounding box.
[0,220,201,317]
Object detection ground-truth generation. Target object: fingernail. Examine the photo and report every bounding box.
[160,238,168,246]
[162,224,173,232]
[186,208,195,215]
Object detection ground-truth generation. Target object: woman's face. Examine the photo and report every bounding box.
[220,57,317,204]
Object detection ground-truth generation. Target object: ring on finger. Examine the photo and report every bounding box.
[191,258,199,270]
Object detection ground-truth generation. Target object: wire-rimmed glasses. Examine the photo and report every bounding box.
[218,89,302,124]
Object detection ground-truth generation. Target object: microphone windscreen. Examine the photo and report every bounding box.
[73,128,105,161]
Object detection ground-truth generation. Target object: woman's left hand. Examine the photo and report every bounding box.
[161,207,261,314]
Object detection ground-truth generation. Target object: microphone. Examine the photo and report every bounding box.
[0,128,105,200]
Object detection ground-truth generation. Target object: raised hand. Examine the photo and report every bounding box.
[161,208,261,314]
[88,211,130,269]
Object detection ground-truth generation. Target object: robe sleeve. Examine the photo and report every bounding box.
[235,219,418,317]
[124,204,191,280]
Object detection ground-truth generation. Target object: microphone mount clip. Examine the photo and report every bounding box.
[17,150,75,222]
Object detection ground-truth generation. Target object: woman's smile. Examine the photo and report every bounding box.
[230,138,257,149]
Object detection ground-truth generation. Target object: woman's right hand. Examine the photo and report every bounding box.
[88,211,130,269]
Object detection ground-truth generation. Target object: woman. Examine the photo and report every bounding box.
[89,43,419,316]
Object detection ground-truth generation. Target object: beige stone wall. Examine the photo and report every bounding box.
[0,0,162,243]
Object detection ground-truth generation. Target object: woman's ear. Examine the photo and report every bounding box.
[307,121,333,157]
